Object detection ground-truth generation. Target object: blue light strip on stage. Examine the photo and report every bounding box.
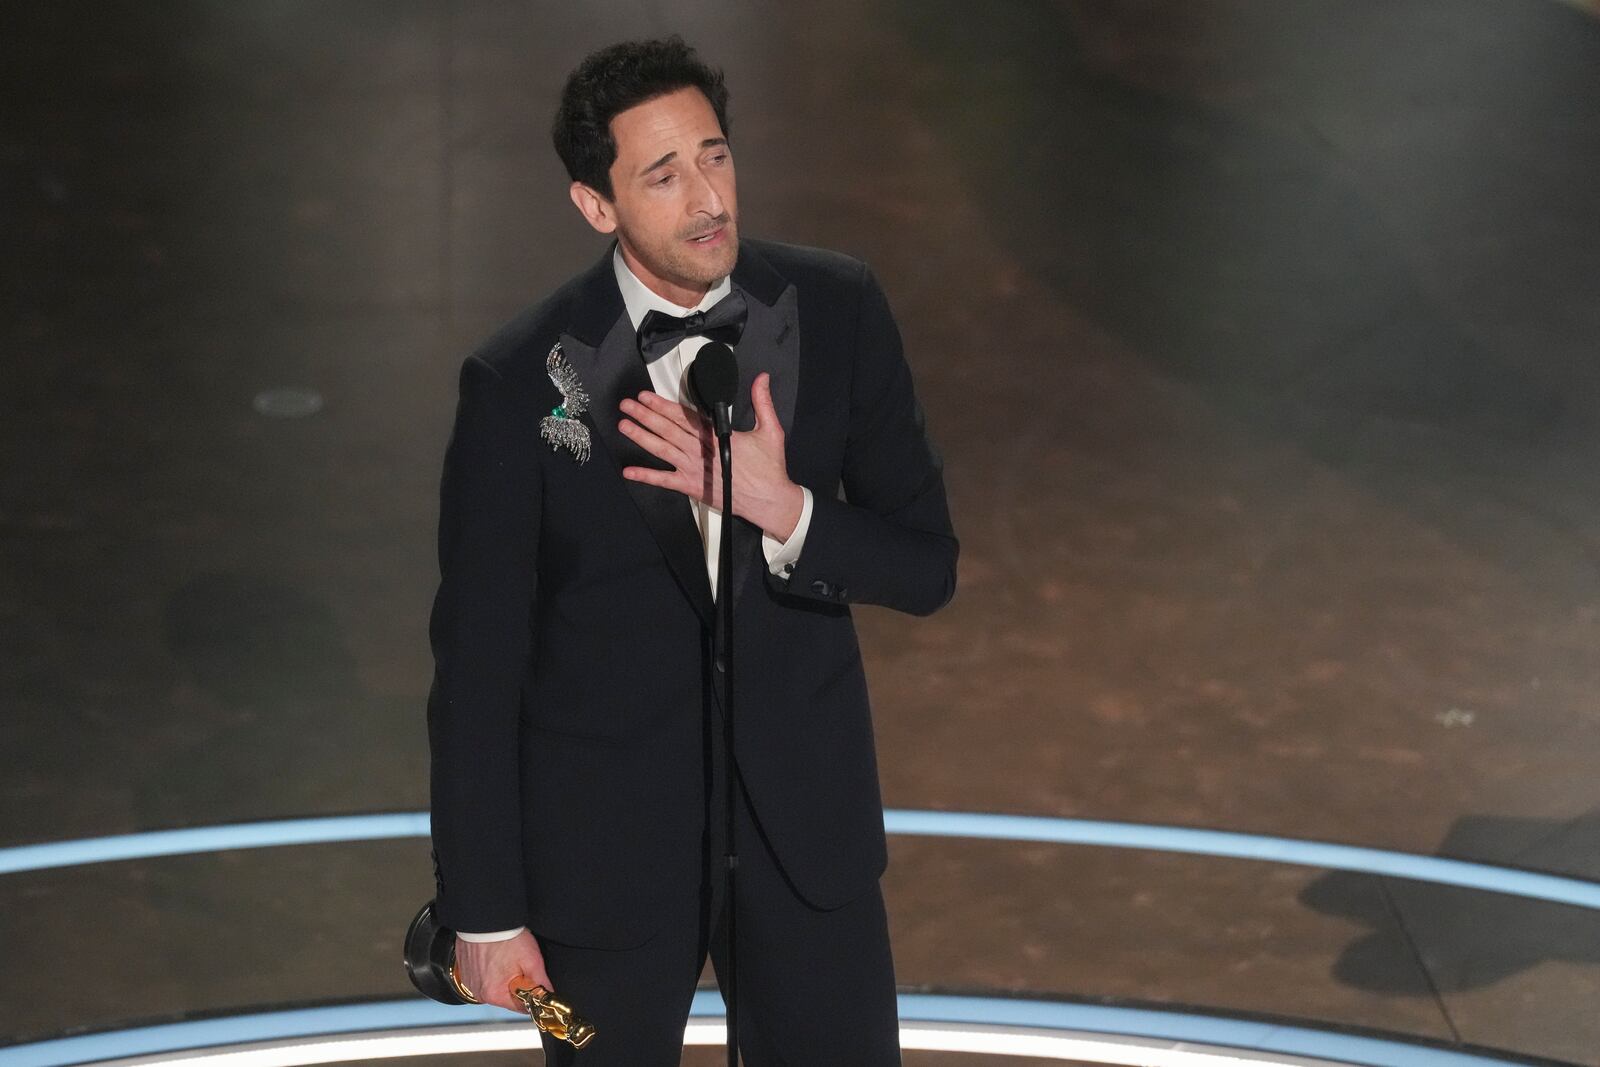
[882,810,1600,911]
[888,994,1524,1067]
[0,815,430,876]
[0,1003,470,1067]
[3,809,1598,912]
[0,995,1531,1067]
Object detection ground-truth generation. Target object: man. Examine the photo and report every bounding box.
[427,37,956,1065]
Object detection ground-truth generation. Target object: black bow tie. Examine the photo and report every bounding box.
[637,289,748,363]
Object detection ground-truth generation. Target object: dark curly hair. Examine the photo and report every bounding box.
[552,37,731,201]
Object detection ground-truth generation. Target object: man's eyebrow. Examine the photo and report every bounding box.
[639,150,677,176]
[638,139,729,177]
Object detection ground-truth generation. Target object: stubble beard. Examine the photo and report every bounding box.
[635,216,739,295]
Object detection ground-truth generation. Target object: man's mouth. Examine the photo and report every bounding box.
[688,225,726,245]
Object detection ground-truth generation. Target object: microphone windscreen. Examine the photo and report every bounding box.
[689,341,740,410]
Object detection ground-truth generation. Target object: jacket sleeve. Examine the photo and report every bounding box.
[772,264,958,616]
[426,354,539,933]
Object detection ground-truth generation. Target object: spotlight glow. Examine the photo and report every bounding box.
[895,1023,1314,1065]
[0,1022,1411,1067]
[0,997,1530,1067]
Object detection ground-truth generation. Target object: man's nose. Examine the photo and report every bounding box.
[688,168,725,217]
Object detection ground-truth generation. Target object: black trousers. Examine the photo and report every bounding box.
[535,721,901,1066]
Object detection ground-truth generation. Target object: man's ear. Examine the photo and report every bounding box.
[569,182,618,235]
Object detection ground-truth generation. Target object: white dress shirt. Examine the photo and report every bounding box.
[457,248,813,943]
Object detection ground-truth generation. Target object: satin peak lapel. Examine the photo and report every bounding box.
[731,283,799,434]
[563,316,716,627]
[729,282,800,617]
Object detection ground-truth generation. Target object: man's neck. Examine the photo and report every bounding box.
[617,242,714,309]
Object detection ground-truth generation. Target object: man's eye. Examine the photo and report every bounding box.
[709,153,728,165]
[653,174,675,187]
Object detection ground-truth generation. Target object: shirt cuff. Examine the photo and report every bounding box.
[762,487,813,578]
[456,926,526,943]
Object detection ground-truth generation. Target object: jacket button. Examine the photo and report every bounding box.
[811,580,832,597]
[715,656,726,673]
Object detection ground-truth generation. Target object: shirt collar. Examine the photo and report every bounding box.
[612,245,732,331]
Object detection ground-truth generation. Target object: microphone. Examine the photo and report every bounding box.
[689,341,739,439]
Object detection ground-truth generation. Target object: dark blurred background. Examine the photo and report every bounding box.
[2,1,1598,1062]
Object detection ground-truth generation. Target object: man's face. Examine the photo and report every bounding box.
[571,86,738,306]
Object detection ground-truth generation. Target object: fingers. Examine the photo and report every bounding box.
[619,418,687,471]
[509,941,554,1003]
[621,464,679,489]
[620,393,711,467]
[619,419,695,474]
[750,373,780,436]
[627,391,705,437]
[457,933,551,1013]
[619,390,725,503]
[623,458,723,510]
[507,965,553,1001]
[619,396,687,441]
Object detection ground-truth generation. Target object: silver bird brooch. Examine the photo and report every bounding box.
[539,342,592,464]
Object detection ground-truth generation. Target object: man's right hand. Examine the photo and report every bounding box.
[455,929,552,1013]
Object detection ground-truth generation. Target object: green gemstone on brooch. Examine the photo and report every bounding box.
[552,405,567,419]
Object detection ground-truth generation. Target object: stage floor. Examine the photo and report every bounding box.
[3,1,1600,1063]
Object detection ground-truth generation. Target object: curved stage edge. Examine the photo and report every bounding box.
[4,810,1599,911]
[0,994,1546,1067]
[1,812,1591,1067]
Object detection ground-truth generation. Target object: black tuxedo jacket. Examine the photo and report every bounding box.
[428,238,957,949]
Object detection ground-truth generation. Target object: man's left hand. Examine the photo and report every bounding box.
[619,371,803,541]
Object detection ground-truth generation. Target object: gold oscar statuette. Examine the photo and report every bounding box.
[449,965,597,1049]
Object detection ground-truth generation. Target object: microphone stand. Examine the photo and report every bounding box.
[692,341,741,1066]
[712,406,738,1067]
